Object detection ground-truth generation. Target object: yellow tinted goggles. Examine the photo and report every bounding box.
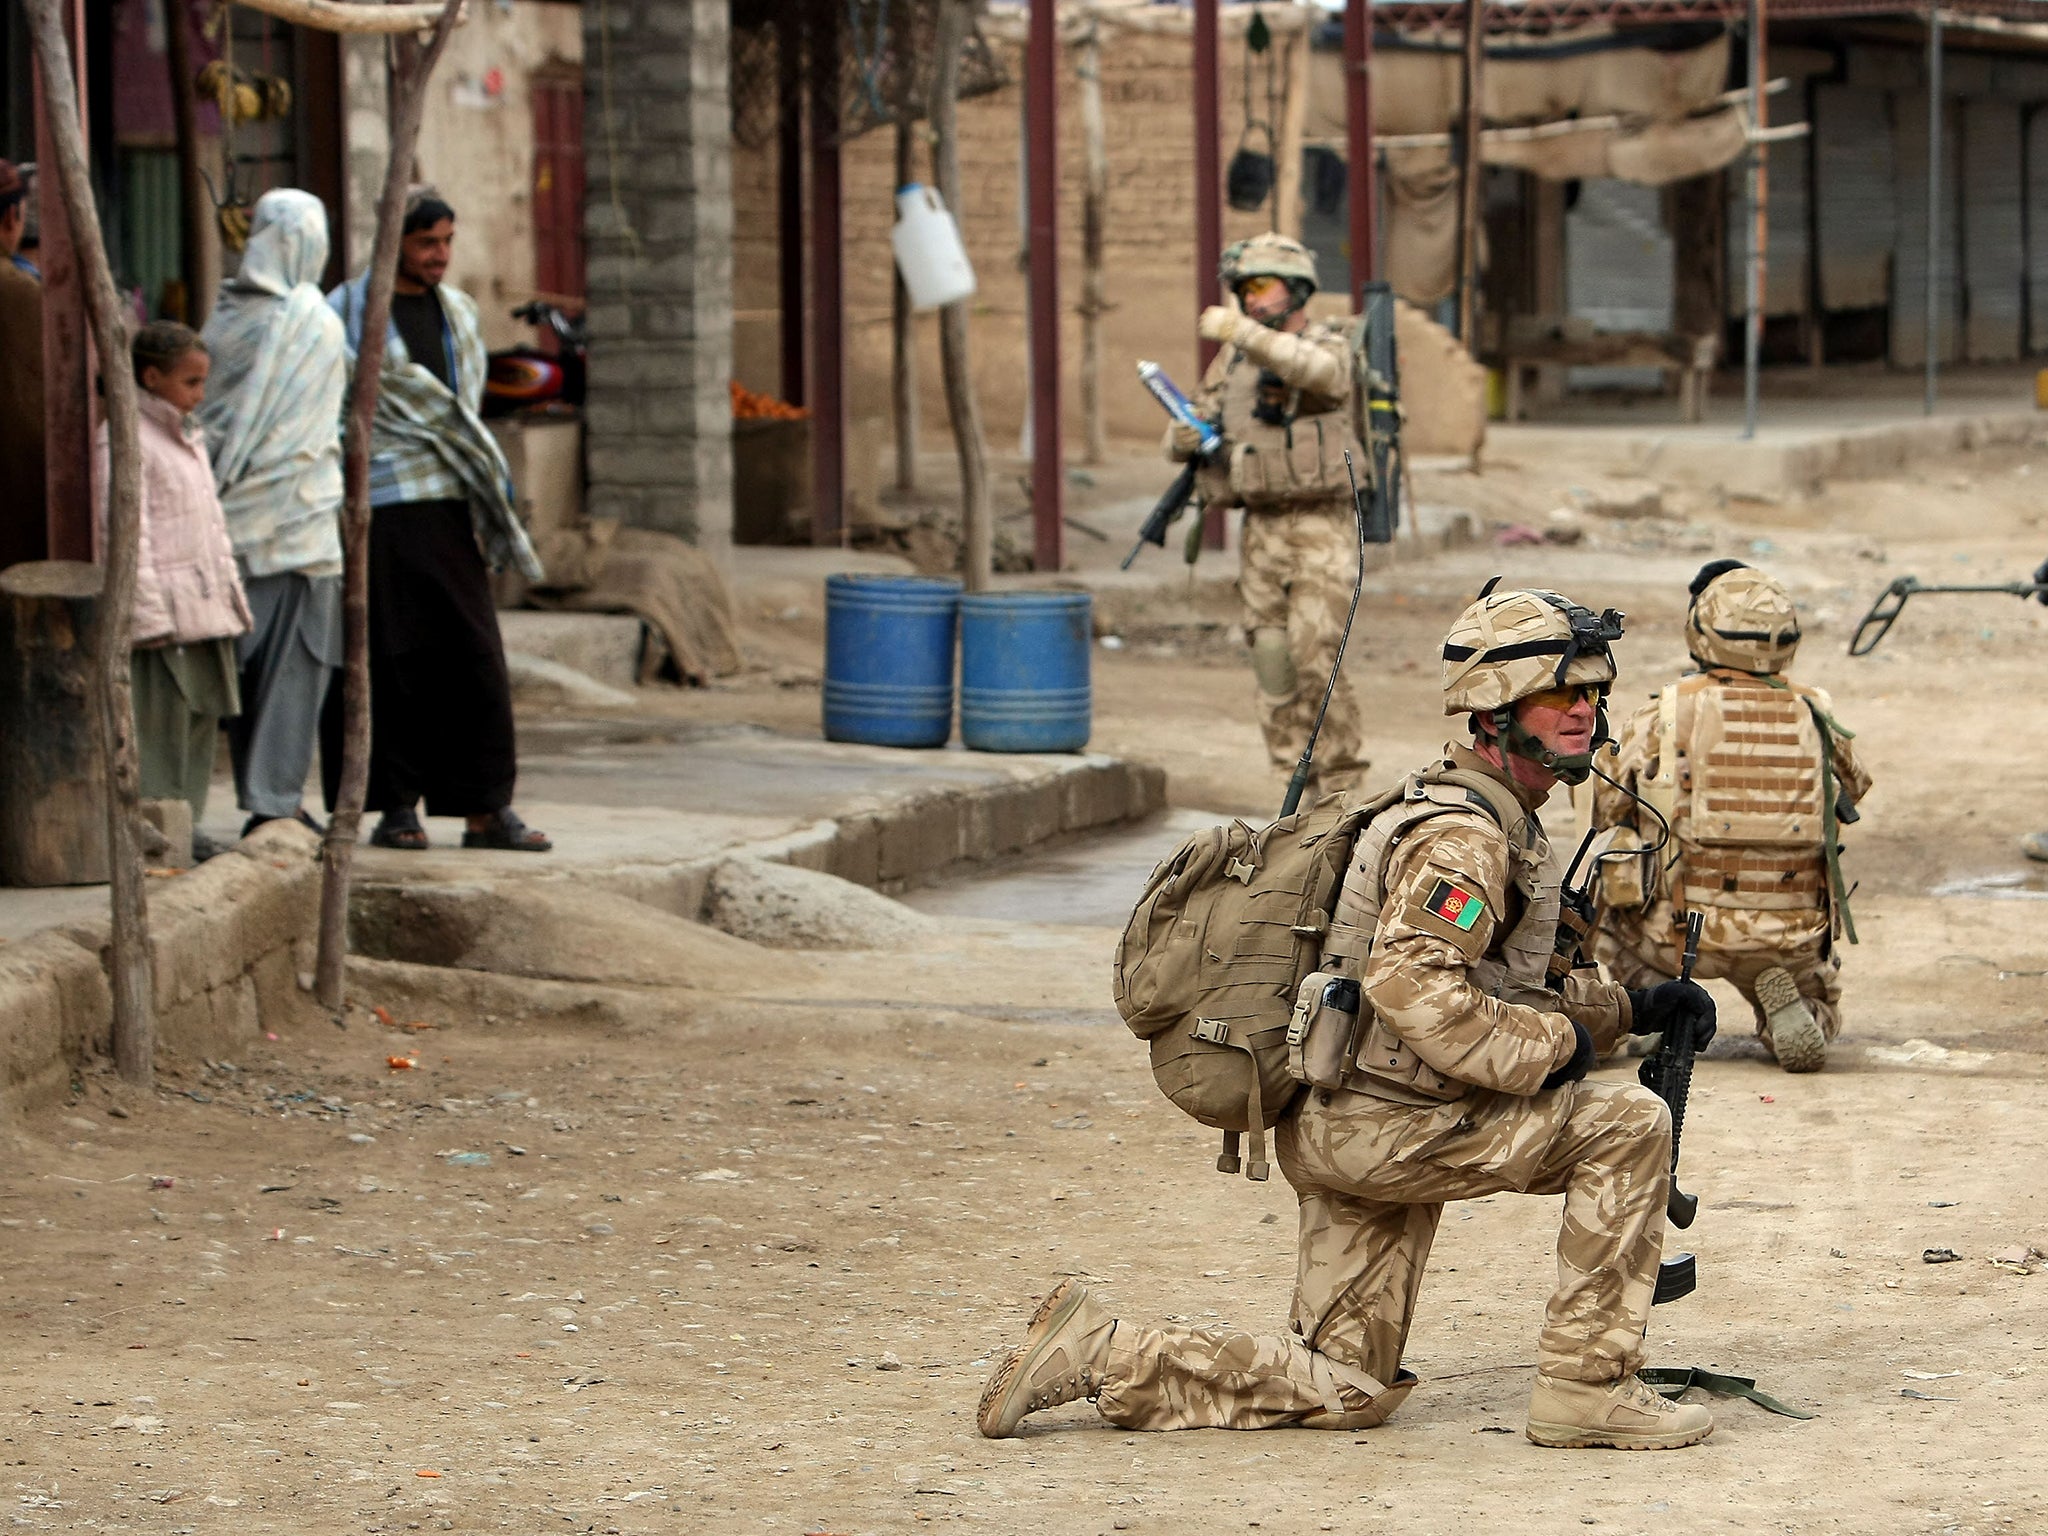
[1522,682,1605,712]
[1236,274,1290,306]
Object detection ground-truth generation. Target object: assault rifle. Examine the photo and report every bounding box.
[1353,280,1404,547]
[1122,362,1222,570]
[1642,910,1706,1305]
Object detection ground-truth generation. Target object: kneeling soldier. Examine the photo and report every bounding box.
[978,586,1718,1449]
[1594,562,1870,1073]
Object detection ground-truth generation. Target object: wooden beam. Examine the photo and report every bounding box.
[1195,0,1225,550]
[809,0,846,545]
[227,0,466,36]
[1345,0,1377,296]
[1026,0,1064,572]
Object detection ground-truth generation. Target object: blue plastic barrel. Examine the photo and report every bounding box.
[823,574,961,747]
[959,591,1093,753]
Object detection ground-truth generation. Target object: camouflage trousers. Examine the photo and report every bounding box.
[1092,1079,1673,1432]
[1238,503,1365,791]
[1598,901,1843,1047]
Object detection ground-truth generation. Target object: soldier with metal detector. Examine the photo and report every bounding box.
[1140,233,1379,797]
[978,582,1724,1449]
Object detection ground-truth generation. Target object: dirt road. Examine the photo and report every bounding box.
[4,439,2046,1534]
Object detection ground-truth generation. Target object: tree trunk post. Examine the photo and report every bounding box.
[23,0,156,1083]
[932,0,992,592]
[314,0,467,1012]
[891,119,919,496]
[1077,20,1108,467]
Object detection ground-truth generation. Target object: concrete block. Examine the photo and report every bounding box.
[0,930,109,1108]
[962,779,1064,860]
[877,795,966,885]
[826,814,882,887]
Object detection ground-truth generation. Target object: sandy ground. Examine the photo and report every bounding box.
[6,433,2048,1534]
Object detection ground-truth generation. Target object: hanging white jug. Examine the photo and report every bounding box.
[891,183,976,311]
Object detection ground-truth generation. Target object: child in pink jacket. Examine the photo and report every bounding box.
[98,322,252,834]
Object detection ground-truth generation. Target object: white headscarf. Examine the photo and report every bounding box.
[198,188,348,577]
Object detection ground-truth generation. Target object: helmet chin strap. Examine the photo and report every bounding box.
[1487,704,1611,787]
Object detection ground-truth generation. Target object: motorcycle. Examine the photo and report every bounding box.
[484,299,587,418]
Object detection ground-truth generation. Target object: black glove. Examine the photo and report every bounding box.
[1627,979,1717,1052]
[2034,556,2048,606]
[1541,1021,1597,1091]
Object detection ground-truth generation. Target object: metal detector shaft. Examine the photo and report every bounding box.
[1848,575,2048,656]
[1278,452,1370,817]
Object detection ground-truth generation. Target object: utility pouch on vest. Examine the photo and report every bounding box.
[1287,971,1362,1090]
[1354,1016,1466,1103]
[1597,824,1652,910]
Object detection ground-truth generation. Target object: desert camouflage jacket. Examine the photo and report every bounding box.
[1360,745,1632,1096]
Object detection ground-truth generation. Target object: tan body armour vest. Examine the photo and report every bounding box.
[1644,672,1829,915]
[1208,322,1362,510]
[1291,765,1560,1106]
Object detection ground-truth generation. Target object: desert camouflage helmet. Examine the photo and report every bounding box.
[1218,232,1319,295]
[1442,583,1622,715]
[1685,560,1800,674]
[1441,582,1624,785]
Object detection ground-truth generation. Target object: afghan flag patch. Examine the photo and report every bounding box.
[1424,878,1486,931]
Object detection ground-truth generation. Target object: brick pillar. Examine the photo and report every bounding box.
[581,0,734,551]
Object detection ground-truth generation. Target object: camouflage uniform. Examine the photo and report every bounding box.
[1172,313,1366,790]
[1090,745,1664,1431]
[1593,672,1871,1051]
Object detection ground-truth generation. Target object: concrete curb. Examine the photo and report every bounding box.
[0,819,324,1118]
[349,753,1167,949]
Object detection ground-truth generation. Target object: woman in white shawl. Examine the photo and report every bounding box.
[198,188,347,837]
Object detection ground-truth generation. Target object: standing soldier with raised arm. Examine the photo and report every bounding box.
[978,587,1719,1450]
[1594,562,1871,1073]
[1165,234,1367,796]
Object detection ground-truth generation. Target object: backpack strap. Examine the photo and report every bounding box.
[1193,1015,1271,1180]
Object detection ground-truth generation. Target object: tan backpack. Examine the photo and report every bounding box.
[1111,791,1390,1180]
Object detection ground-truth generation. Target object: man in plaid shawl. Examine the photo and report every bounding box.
[325,190,551,852]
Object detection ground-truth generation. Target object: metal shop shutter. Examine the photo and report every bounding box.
[1962,97,2022,362]
[1891,90,1963,367]
[2029,107,2048,353]
[1814,83,1895,311]
[1566,177,1674,389]
[1725,131,1809,317]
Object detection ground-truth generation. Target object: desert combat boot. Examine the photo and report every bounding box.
[977,1278,1117,1438]
[1755,964,1826,1073]
[1526,1373,1715,1450]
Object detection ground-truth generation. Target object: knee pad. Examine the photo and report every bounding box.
[1250,627,1299,699]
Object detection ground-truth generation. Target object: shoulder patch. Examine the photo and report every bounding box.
[1423,877,1486,932]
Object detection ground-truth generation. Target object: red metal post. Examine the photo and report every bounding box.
[778,5,806,408]
[36,0,93,563]
[1026,0,1064,572]
[1194,0,1226,549]
[808,0,845,545]
[1345,0,1378,298]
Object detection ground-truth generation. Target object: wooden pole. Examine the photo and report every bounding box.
[1457,0,1485,348]
[163,0,207,326]
[777,7,805,407]
[892,119,918,495]
[23,0,156,1083]
[1273,29,1310,242]
[1743,0,1768,437]
[34,0,93,566]
[1077,19,1108,467]
[1025,0,1064,573]
[314,0,467,1011]
[808,0,846,545]
[1194,0,1225,550]
[1345,0,1377,297]
[1924,0,1941,416]
[932,0,991,592]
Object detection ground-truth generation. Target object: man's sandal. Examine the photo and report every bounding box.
[369,809,430,850]
[462,808,552,852]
